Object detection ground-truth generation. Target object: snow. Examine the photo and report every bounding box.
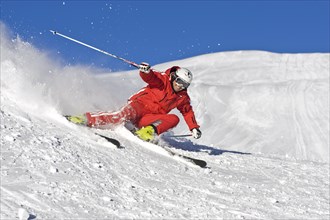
[1,24,329,219]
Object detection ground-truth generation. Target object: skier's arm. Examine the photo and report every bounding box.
[177,97,200,131]
[179,102,202,139]
[139,62,164,88]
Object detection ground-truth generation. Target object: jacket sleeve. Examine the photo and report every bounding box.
[139,69,165,89]
[177,96,200,130]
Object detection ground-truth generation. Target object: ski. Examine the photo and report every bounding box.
[94,133,123,148]
[161,145,207,168]
[127,126,207,168]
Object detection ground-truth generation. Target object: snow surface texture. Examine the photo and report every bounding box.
[1,24,329,219]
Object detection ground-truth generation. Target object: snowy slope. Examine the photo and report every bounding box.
[1,24,329,219]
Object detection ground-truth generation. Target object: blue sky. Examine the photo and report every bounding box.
[1,1,329,71]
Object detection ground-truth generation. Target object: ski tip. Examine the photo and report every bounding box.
[102,136,122,148]
[196,161,207,168]
[95,133,123,149]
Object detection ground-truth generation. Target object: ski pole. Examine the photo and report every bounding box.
[168,134,193,138]
[49,30,139,68]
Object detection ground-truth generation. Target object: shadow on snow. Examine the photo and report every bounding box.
[162,136,251,156]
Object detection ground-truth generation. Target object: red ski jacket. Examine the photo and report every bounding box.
[129,67,200,130]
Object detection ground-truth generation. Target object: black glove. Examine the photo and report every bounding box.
[139,62,151,73]
[191,128,202,139]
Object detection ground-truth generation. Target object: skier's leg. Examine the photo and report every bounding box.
[138,114,180,134]
[85,101,143,127]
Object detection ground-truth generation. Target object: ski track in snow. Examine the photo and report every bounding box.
[1,24,329,219]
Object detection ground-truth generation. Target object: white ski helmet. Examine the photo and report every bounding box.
[174,67,193,88]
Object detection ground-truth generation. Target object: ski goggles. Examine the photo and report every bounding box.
[174,77,190,89]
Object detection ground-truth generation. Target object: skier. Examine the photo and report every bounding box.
[67,62,202,142]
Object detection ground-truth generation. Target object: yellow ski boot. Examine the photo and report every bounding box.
[65,115,87,125]
[135,125,156,142]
